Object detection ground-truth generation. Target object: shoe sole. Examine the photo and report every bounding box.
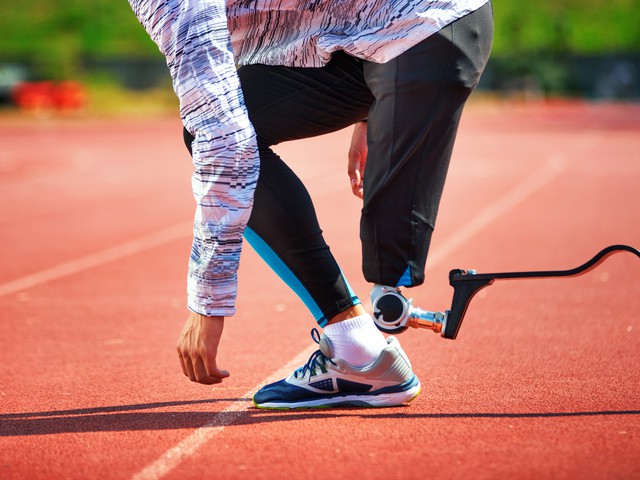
[253,382,421,410]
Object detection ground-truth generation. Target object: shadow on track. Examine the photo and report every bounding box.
[0,399,247,436]
[2,400,638,436]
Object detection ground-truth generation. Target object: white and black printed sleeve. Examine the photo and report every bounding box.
[129,0,259,317]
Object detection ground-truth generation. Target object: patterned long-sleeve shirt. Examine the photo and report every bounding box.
[227,0,489,67]
[129,0,488,317]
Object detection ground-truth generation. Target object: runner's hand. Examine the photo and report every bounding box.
[348,121,368,199]
[177,312,230,384]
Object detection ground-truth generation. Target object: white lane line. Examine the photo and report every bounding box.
[131,155,567,479]
[131,346,316,480]
[0,222,193,298]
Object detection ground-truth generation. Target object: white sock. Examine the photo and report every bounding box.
[323,314,388,368]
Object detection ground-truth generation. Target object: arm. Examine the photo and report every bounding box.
[129,0,259,383]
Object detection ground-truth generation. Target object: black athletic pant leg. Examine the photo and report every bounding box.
[361,2,494,288]
[238,53,373,325]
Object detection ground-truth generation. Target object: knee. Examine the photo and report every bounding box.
[453,49,488,92]
[452,7,494,91]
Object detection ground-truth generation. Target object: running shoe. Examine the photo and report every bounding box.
[253,329,420,409]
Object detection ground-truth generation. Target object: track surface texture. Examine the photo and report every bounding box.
[1,100,639,479]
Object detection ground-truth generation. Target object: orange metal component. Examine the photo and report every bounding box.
[407,317,443,333]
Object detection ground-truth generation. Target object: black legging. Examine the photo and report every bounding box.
[184,2,494,326]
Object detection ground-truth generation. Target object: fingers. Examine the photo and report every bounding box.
[347,152,364,198]
[191,355,225,385]
[350,170,364,199]
[348,122,367,199]
[178,349,229,385]
[202,350,230,380]
[178,351,189,377]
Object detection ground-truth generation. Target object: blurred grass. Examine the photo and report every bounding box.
[492,0,640,55]
[1,0,638,79]
[86,82,178,117]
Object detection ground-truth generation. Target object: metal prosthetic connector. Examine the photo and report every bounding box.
[370,285,448,335]
[371,245,639,340]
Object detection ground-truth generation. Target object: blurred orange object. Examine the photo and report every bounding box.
[52,81,88,112]
[12,81,55,112]
[12,81,87,114]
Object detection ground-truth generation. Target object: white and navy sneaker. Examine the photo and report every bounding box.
[253,329,421,409]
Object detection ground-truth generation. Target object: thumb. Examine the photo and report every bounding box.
[203,353,230,379]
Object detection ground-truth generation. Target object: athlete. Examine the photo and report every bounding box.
[129,0,493,409]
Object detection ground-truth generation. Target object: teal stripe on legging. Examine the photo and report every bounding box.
[243,227,359,327]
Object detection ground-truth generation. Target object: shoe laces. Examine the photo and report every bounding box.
[293,328,336,379]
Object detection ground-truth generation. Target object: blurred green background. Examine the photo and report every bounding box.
[1,0,639,113]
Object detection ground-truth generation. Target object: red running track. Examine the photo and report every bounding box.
[0,101,639,479]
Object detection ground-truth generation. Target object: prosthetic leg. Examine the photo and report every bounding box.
[371,244,640,339]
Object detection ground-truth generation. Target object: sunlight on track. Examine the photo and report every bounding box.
[0,223,193,298]
[130,154,567,480]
